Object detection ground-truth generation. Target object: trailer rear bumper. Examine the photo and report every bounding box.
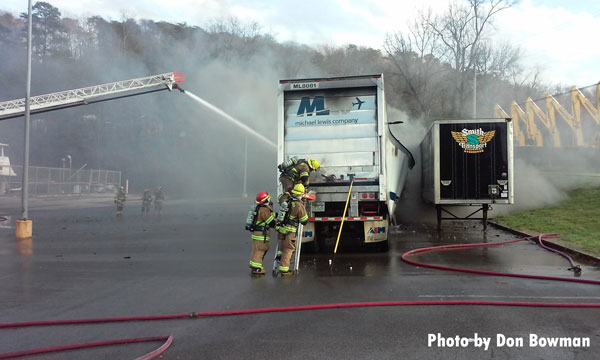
[301,217,388,243]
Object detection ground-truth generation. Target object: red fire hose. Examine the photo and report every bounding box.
[401,234,599,284]
[0,335,172,360]
[1,234,598,359]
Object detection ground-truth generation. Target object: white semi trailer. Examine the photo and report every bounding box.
[277,74,414,250]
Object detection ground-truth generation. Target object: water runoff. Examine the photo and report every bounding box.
[184,91,276,149]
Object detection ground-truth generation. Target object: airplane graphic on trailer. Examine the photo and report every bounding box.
[352,97,365,109]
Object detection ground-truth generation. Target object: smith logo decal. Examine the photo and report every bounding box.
[297,96,330,116]
[451,128,495,153]
[368,227,386,234]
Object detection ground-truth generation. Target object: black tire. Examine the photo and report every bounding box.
[302,239,320,253]
[376,240,390,252]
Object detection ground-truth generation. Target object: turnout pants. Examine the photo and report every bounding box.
[279,176,294,193]
[278,231,297,272]
[249,239,269,269]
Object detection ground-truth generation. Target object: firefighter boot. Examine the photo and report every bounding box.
[280,270,295,277]
[251,266,265,275]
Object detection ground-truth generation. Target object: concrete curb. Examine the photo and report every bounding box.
[488,221,600,266]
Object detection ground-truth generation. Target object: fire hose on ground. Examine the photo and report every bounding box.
[0,234,598,359]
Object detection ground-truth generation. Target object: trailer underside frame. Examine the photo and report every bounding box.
[435,204,490,230]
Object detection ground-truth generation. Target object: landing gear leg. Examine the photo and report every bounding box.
[482,204,489,231]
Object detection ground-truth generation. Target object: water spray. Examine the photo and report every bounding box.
[181,89,276,149]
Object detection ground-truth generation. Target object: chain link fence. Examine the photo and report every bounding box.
[0,165,121,195]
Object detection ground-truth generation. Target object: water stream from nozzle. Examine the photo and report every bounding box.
[183,91,276,149]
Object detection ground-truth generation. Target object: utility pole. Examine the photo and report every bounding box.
[473,66,477,118]
[16,0,33,239]
[243,135,248,198]
[61,158,66,193]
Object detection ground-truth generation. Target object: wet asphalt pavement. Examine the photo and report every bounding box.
[0,195,599,359]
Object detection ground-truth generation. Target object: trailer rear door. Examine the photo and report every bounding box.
[283,86,379,181]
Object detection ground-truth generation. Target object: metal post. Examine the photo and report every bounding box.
[482,204,489,231]
[243,134,248,198]
[21,0,33,220]
[61,158,65,193]
[473,66,477,118]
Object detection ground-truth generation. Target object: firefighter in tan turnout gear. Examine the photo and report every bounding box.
[246,191,276,275]
[278,157,320,203]
[114,186,127,216]
[276,183,309,276]
[141,189,152,213]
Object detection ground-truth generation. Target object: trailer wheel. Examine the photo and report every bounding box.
[377,240,389,252]
[302,239,320,253]
[365,239,389,253]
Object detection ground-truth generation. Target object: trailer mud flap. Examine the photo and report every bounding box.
[364,219,388,243]
[301,222,315,243]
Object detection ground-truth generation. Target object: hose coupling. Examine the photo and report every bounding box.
[568,265,582,276]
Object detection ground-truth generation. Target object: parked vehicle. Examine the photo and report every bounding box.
[277,74,414,250]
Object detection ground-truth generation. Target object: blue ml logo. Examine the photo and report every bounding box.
[368,227,386,234]
[303,231,313,237]
[297,96,330,116]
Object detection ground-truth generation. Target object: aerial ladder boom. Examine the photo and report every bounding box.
[0,72,185,121]
[545,92,584,146]
[494,104,525,146]
[510,101,543,146]
[525,97,561,147]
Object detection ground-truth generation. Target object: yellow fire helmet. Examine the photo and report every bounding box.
[291,183,305,195]
[307,158,320,170]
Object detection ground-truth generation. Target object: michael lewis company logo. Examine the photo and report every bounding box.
[297,96,330,116]
[451,128,495,153]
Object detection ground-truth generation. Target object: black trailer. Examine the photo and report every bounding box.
[420,118,514,229]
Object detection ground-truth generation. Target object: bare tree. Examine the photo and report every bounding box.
[205,16,265,60]
[428,0,516,115]
[385,0,517,117]
[384,9,446,116]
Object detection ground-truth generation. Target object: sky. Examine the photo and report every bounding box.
[2,0,599,87]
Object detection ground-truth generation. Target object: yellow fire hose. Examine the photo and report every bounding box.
[333,180,354,254]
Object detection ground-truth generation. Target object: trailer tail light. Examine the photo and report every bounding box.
[369,193,374,198]
[362,193,367,198]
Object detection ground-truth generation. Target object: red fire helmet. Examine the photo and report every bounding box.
[255,191,270,204]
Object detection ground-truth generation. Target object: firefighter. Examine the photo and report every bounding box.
[278,158,320,203]
[248,191,276,275]
[154,186,165,215]
[114,186,127,216]
[141,189,152,214]
[276,183,309,276]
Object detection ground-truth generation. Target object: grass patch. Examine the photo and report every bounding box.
[495,187,600,256]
